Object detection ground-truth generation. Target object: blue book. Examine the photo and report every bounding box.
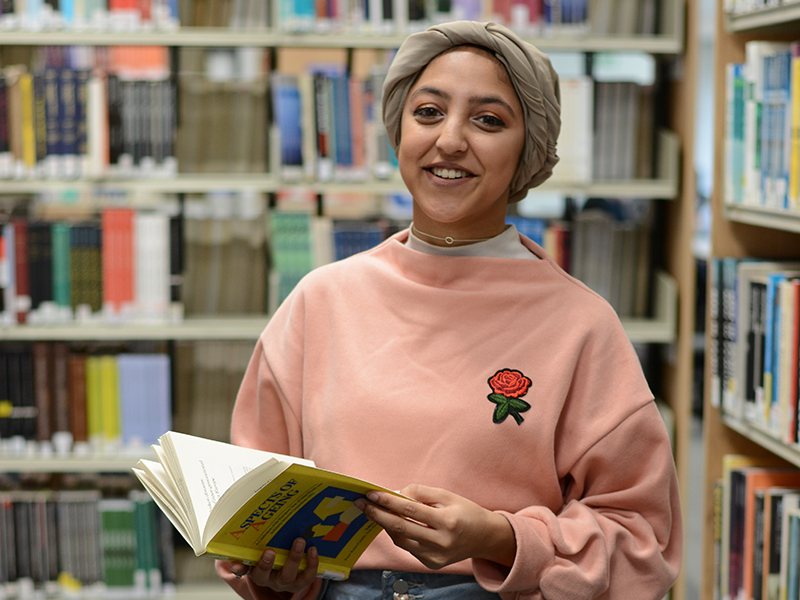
[118,354,171,448]
[271,74,304,172]
[330,74,352,170]
[43,67,61,160]
[506,216,546,247]
[58,67,78,163]
[762,272,786,426]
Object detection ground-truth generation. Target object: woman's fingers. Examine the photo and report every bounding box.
[246,539,320,593]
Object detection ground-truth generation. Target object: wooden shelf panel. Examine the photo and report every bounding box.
[722,414,800,470]
[0,316,268,341]
[0,272,677,345]
[726,2,800,32]
[0,453,147,472]
[0,172,679,199]
[0,29,684,53]
[724,204,800,234]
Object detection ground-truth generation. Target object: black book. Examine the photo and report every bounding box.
[28,221,54,310]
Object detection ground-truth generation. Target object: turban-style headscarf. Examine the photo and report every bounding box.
[382,20,561,203]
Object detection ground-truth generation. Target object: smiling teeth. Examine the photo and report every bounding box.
[432,168,468,179]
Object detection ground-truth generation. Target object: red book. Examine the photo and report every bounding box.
[12,218,30,324]
[101,207,136,315]
[790,279,800,443]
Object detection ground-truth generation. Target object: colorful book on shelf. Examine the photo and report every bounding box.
[118,353,171,448]
[741,469,800,600]
[761,487,800,600]
[720,455,784,600]
[789,43,800,211]
[134,431,403,580]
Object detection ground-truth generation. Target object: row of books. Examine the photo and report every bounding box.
[0,486,176,595]
[228,0,658,36]
[178,47,270,175]
[713,456,800,600]
[723,40,800,211]
[0,338,256,458]
[710,258,800,445]
[0,209,180,326]
[272,69,657,186]
[0,343,172,456]
[0,0,663,35]
[1,46,178,181]
[0,0,180,31]
[569,198,654,319]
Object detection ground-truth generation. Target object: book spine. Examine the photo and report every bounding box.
[12,220,30,325]
[58,66,79,178]
[31,342,53,443]
[51,222,72,312]
[789,43,800,210]
[67,352,88,444]
[19,73,37,172]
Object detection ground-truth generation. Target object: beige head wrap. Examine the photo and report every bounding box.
[382,20,561,203]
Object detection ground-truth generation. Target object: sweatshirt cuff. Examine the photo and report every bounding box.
[472,511,553,594]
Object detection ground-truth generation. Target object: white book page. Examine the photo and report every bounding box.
[133,465,196,548]
[159,432,313,541]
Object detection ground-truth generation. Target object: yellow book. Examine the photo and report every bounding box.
[789,47,800,209]
[19,72,36,170]
[133,431,402,581]
[85,356,104,445]
[99,355,121,445]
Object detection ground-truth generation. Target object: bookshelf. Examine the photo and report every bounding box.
[0,0,700,597]
[701,1,800,599]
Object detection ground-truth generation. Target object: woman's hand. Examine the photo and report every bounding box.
[227,537,319,595]
[354,484,516,570]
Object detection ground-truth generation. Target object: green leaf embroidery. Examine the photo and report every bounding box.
[487,393,531,425]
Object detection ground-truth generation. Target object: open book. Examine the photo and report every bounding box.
[133,431,395,580]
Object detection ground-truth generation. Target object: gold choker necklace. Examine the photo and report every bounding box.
[410,223,493,246]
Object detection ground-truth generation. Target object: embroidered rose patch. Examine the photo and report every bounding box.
[487,369,532,425]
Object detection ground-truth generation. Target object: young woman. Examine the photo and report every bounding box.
[216,20,682,600]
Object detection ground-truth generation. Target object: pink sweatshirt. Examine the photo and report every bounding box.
[217,230,682,600]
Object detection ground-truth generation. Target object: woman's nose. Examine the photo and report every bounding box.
[435,118,468,154]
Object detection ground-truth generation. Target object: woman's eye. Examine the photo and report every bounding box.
[477,114,506,128]
[413,106,441,119]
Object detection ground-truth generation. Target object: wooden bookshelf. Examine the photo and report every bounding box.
[0,29,684,54]
[0,1,698,596]
[701,1,800,599]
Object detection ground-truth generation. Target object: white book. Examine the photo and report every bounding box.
[550,76,593,184]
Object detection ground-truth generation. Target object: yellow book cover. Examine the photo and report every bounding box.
[133,432,399,581]
[19,72,36,170]
[789,47,800,209]
[99,355,121,444]
[85,356,104,444]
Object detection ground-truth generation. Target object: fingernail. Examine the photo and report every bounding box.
[293,538,306,552]
[354,498,366,511]
[367,491,380,502]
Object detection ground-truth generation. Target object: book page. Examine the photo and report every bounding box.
[158,432,314,543]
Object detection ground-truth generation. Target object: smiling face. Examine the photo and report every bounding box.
[397,46,526,244]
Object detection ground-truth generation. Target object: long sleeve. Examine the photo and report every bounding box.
[472,401,682,599]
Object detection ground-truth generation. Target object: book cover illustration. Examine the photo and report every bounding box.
[205,464,385,579]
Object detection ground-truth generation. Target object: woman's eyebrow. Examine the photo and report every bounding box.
[409,86,516,116]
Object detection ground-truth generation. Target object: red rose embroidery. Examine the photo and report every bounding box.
[488,369,532,399]
[487,369,532,425]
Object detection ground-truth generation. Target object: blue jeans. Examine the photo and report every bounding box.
[319,570,502,600]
